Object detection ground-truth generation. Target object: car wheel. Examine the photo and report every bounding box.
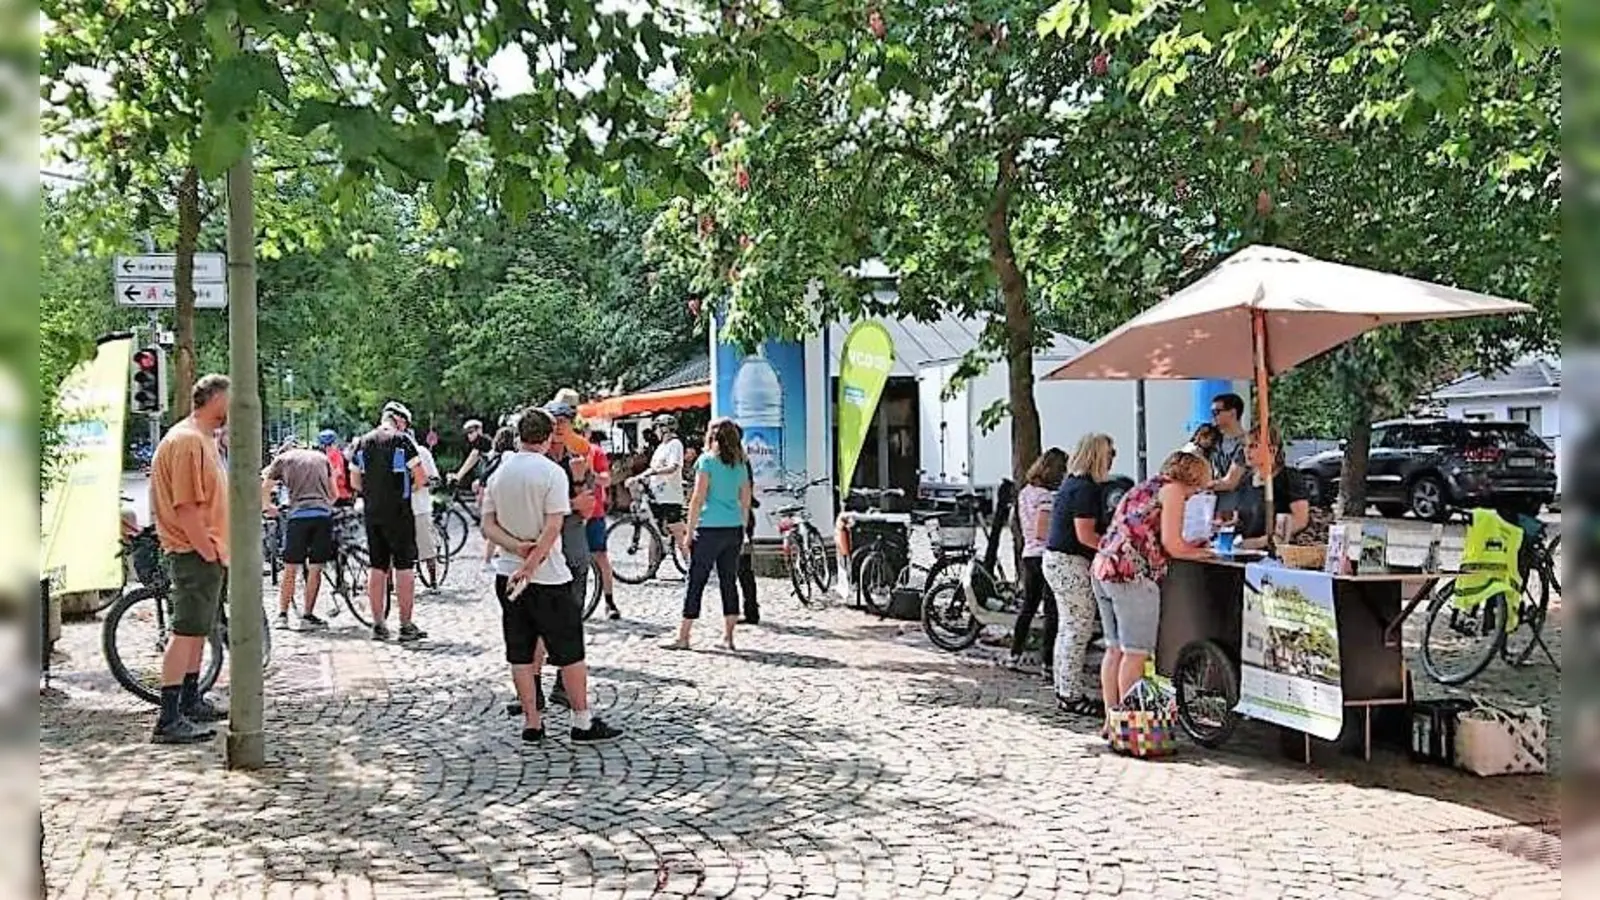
[1408,475,1450,522]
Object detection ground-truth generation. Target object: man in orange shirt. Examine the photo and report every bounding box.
[149,374,232,744]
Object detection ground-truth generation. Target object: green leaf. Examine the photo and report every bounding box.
[1201,0,1239,42]
[192,118,249,178]
[203,52,289,123]
[331,108,382,161]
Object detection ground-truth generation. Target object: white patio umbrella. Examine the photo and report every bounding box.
[1044,245,1531,534]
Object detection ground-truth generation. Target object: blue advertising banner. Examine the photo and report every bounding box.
[712,324,807,536]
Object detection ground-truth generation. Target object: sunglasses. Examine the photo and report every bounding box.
[1210,407,1229,416]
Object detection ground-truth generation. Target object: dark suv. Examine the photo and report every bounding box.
[1295,418,1557,521]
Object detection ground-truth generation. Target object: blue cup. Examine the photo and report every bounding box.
[1215,528,1236,555]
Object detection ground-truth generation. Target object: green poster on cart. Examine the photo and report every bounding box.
[836,321,896,497]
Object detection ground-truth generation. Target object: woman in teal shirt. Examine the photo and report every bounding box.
[666,418,753,651]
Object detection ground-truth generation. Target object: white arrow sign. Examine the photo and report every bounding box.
[116,281,227,309]
[114,253,227,283]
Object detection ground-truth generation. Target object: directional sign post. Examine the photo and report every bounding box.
[114,253,227,282]
[117,281,228,309]
[113,252,228,310]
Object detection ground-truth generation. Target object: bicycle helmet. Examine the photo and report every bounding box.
[317,428,338,448]
[652,413,678,431]
[381,400,414,426]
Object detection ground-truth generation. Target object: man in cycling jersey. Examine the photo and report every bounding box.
[351,401,429,642]
[450,418,492,488]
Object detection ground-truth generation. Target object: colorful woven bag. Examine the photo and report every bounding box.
[1107,662,1179,758]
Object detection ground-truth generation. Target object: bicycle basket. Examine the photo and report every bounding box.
[937,524,977,550]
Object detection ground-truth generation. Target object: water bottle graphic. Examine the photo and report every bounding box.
[733,348,784,482]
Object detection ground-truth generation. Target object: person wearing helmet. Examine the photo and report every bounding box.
[449,418,493,490]
[318,429,353,506]
[350,401,429,642]
[628,413,687,556]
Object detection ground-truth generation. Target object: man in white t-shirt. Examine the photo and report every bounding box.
[627,413,687,558]
[482,407,622,746]
[412,434,442,588]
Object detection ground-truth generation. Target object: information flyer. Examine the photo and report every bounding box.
[1237,563,1344,740]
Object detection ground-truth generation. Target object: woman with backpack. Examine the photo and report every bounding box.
[1091,450,1214,713]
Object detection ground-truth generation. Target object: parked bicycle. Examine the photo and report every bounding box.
[606,480,688,584]
[922,481,1036,652]
[101,526,272,705]
[1420,513,1560,685]
[766,476,834,606]
[840,487,911,614]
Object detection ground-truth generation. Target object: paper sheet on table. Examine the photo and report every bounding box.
[1182,492,1216,543]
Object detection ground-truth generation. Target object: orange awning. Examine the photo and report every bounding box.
[578,384,710,420]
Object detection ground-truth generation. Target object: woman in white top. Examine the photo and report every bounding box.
[1010,447,1068,670]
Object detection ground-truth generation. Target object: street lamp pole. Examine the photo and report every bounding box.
[285,369,295,443]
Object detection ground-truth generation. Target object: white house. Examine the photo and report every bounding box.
[1428,355,1562,484]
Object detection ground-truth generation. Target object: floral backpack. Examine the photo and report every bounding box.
[1092,476,1170,583]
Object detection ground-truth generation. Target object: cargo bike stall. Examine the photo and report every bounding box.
[1042,245,1532,758]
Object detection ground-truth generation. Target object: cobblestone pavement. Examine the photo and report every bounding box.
[43,539,1559,899]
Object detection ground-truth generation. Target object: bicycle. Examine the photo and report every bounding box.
[606,480,688,584]
[766,476,834,606]
[101,526,272,705]
[323,510,389,627]
[922,481,1035,652]
[1419,514,1560,685]
[433,484,481,560]
[261,513,284,586]
[839,487,913,614]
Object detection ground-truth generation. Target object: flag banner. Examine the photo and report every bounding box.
[836,321,895,497]
[42,335,133,595]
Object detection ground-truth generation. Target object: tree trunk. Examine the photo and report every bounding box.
[986,146,1041,487]
[172,166,200,416]
[1338,404,1373,517]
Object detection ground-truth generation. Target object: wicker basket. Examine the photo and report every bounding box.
[1278,544,1327,570]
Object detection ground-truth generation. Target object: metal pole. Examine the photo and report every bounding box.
[225,118,265,770]
[147,309,162,448]
[1135,379,1149,480]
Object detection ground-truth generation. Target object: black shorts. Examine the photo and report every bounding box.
[283,515,335,565]
[495,577,586,667]
[365,514,417,571]
[651,503,684,525]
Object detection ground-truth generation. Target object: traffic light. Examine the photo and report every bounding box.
[131,346,165,414]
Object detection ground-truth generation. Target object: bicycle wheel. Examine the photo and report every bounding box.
[583,558,604,621]
[102,586,223,706]
[417,523,451,591]
[858,550,897,616]
[437,506,471,559]
[785,532,815,607]
[338,549,386,628]
[1546,532,1562,597]
[922,555,967,595]
[922,579,981,651]
[262,519,283,585]
[1420,581,1508,685]
[1502,563,1553,668]
[1174,639,1240,748]
[667,527,689,576]
[606,519,661,585]
[801,523,834,593]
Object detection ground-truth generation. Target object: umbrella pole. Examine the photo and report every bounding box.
[1252,308,1276,556]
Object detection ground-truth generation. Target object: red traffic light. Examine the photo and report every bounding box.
[133,348,159,370]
